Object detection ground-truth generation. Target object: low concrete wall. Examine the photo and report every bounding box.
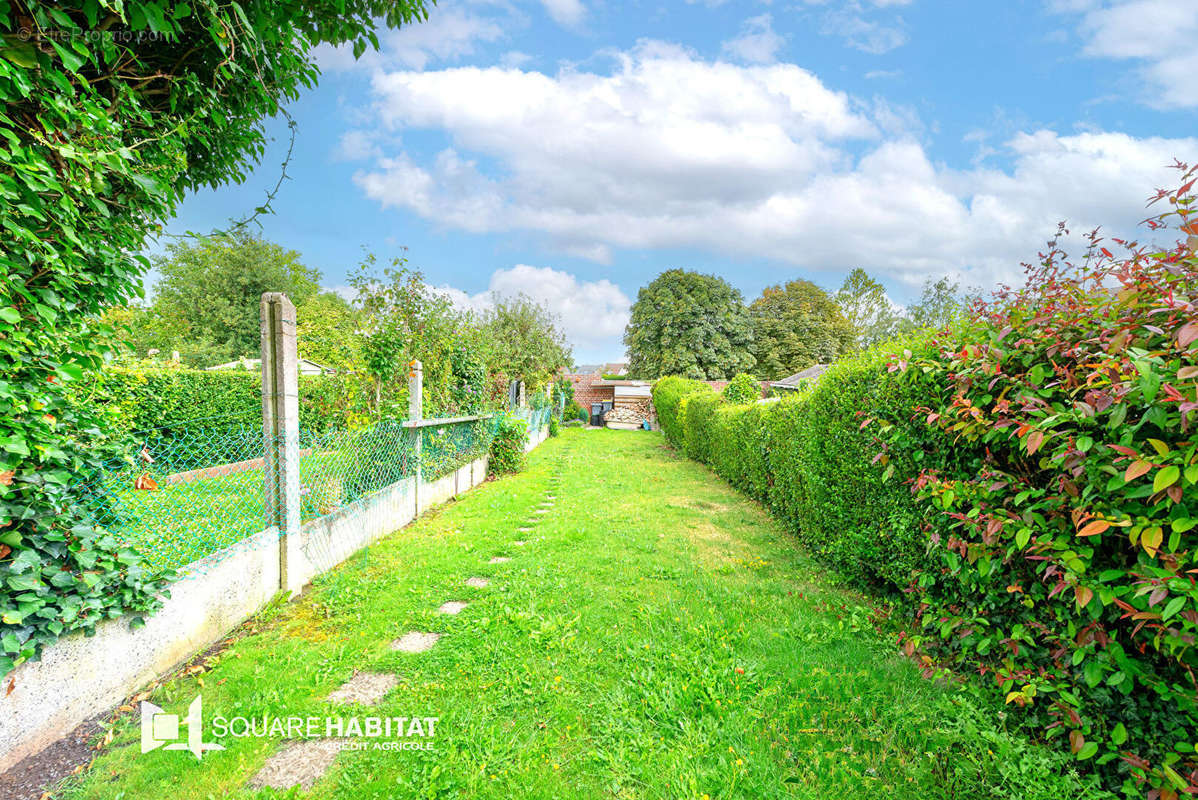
[0,526,281,772]
[0,447,511,773]
[525,423,549,452]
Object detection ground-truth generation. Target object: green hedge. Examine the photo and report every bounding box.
[652,376,711,447]
[80,366,366,431]
[72,366,370,473]
[653,289,1198,796]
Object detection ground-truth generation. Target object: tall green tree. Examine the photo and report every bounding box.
[297,291,360,371]
[907,276,965,331]
[749,280,853,380]
[349,254,465,416]
[481,296,572,391]
[0,0,432,674]
[834,268,912,350]
[148,232,322,364]
[625,270,755,380]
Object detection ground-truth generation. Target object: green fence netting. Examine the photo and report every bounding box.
[79,414,508,574]
[78,418,268,574]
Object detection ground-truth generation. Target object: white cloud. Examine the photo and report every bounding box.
[820,3,907,54]
[433,265,631,360]
[794,0,909,53]
[721,14,785,64]
[540,0,586,28]
[351,42,1197,289]
[334,130,383,161]
[314,2,507,72]
[1059,0,1198,108]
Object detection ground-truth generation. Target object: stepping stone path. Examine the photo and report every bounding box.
[327,671,398,705]
[249,739,348,791]
[391,631,441,653]
[244,441,582,794]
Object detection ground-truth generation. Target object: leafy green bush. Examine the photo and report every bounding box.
[487,415,528,476]
[0,0,432,677]
[549,416,561,437]
[651,165,1198,796]
[722,373,761,404]
[567,401,589,423]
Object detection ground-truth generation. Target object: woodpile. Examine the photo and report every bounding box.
[605,398,652,424]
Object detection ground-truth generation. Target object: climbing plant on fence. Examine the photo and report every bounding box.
[0,0,430,677]
[654,165,1198,797]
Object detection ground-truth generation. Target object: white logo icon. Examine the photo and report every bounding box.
[140,695,225,760]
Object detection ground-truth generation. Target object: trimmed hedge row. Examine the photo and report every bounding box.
[655,340,942,589]
[655,289,1198,797]
[78,366,367,435]
[72,366,371,472]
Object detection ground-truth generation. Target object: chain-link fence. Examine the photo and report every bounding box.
[79,414,509,573]
[79,416,268,573]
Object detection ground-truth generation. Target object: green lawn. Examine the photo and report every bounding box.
[56,428,1105,799]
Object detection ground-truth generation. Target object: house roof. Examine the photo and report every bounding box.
[773,363,830,389]
[571,363,603,375]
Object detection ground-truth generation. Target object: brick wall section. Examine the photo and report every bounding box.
[565,373,614,416]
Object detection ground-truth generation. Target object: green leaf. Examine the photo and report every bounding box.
[0,307,19,324]
[1015,527,1031,549]
[1154,465,1181,493]
[1111,723,1128,746]
[1163,596,1186,621]
[1077,742,1099,760]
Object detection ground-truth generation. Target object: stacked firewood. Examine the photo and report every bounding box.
[605,400,651,424]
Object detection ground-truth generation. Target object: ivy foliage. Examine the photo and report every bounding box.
[0,0,430,676]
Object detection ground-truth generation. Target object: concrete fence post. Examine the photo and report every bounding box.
[408,360,423,515]
[260,292,303,596]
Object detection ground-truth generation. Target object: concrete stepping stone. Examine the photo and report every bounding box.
[327,671,398,706]
[391,631,441,653]
[465,577,490,588]
[534,508,550,514]
[518,527,534,532]
[437,601,468,615]
[248,739,347,791]
[512,540,526,547]
[489,556,511,564]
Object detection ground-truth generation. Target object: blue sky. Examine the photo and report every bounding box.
[163,0,1198,363]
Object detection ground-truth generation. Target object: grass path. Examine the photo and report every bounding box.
[57,429,1097,799]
